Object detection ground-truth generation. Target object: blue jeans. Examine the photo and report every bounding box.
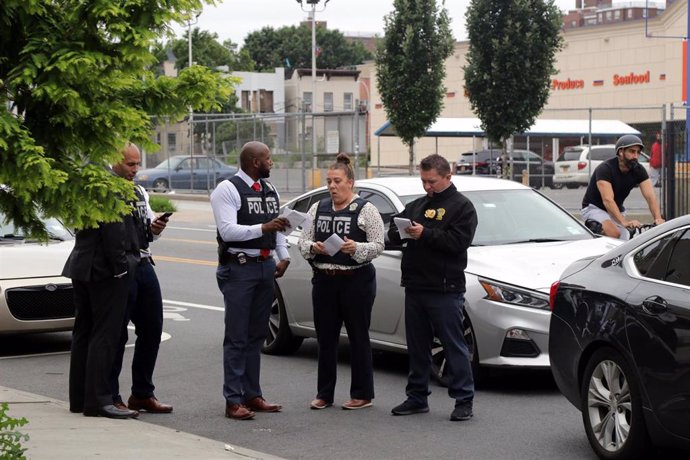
[216,259,275,405]
[404,288,474,405]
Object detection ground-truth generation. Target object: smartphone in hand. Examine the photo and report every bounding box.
[157,212,173,221]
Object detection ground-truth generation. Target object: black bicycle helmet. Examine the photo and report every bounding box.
[615,134,644,153]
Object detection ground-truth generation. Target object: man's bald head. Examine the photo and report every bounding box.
[112,142,141,181]
[239,141,272,180]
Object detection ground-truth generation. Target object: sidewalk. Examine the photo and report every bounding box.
[1,386,283,460]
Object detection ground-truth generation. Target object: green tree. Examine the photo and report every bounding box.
[153,28,255,71]
[464,0,563,147]
[0,0,234,236]
[243,25,373,72]
[376,0,454,174]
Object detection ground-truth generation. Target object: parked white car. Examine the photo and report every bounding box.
[263,176,622,384]
[0,213,75,334]
[554,144,651,188]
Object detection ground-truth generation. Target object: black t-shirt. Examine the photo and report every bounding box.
[582,156,648,212]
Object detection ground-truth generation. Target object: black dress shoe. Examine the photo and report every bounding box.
[94,404,138,419]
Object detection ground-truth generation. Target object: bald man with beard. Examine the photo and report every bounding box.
[210,141,291,420]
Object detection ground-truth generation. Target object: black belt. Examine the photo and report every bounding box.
[315,268,358,276]
[227,252,271,265]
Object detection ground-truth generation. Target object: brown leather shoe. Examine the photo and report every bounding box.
[225,403,255,420]
[114,402,139,417]
[244,396,282,413]
[310,399,333,410]
[342,399,373,410]
[127,396,173,413]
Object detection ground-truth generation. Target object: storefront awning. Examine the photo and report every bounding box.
[374,117,641,138]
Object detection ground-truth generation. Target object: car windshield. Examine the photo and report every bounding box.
[0,214,73,242]
[463,190,591,246]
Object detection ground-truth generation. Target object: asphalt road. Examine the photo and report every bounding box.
[0,190,671,459]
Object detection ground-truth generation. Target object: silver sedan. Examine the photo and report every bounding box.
[263,175,621,384]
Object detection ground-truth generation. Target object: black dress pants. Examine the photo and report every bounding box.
[69,276,129,413]
[312,264,376,403]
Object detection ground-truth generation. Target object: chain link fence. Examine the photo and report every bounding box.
[147,106,689,219]
[148,111,367,195]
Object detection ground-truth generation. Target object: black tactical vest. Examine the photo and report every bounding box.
[313,197,368,266]
[227,175,279,250]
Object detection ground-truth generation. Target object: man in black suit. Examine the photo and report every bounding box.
[63,174,140,419]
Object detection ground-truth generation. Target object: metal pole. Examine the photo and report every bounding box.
[354,108,359,179]
[311,4,318,184]
[188,21,194,191]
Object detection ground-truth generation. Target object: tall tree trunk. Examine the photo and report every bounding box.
[408,139,415,175]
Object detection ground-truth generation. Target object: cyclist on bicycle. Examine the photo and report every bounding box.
[581,134,665,240]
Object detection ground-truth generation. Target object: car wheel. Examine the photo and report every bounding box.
[430,314,485,388]
[581,347,651,460]
[549,182,564,190]
[566,183,580,189]
[152,179,169,193]
[262,282,303,355]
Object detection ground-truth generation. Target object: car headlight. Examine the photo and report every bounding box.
[136,174,149,181]
[479,279,550,310]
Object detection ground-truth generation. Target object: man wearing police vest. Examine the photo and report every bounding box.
[211,141,291,420]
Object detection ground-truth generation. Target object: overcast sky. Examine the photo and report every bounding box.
[169,1,663,47]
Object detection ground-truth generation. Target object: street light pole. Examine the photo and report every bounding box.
[187,12,200,190]
[298,0,331,186]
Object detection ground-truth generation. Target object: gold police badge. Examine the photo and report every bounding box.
[436,208,446,220]
[424,209,436,219]
[349,202,358,211]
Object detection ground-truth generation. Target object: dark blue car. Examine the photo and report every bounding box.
[134,155,237,192]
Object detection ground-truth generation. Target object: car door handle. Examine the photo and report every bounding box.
[641,296,668,315]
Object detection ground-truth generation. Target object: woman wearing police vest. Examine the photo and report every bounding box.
[299,153,384,411]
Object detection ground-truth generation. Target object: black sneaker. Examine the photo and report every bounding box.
[391,399,429,416]
[450,402,473,421]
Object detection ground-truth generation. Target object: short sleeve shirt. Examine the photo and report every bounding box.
[582,157,649,212]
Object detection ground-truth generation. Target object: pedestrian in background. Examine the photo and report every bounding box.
[298,153,384,411]
[388,154,478,422]
[63,164,139,419]
[110,143,173,415]
[211,141,291,420]
[650,132,662,187]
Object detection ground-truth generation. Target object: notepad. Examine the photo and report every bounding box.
[322,233,345,256]
[394,217,413,239]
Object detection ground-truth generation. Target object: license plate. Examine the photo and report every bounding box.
[560,166,569,171]
[460,166,467,172]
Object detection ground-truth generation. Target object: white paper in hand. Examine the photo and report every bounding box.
[322,233,345,256]
[394,217,413,239]
[279,208,311,236]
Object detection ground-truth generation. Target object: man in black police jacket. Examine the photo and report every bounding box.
[388,154,478,422]
[210,141,291,420]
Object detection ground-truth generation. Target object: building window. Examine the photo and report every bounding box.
[259,90,274,113]
[627,9,633,19]
[597,13,602,23]
[324,92,333,112]
[303,92,312,112]
[605,11,612,21]
[168,133,177,153]
[344,92,353,111]
[614,10,620,20]
[241,91,251,111]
